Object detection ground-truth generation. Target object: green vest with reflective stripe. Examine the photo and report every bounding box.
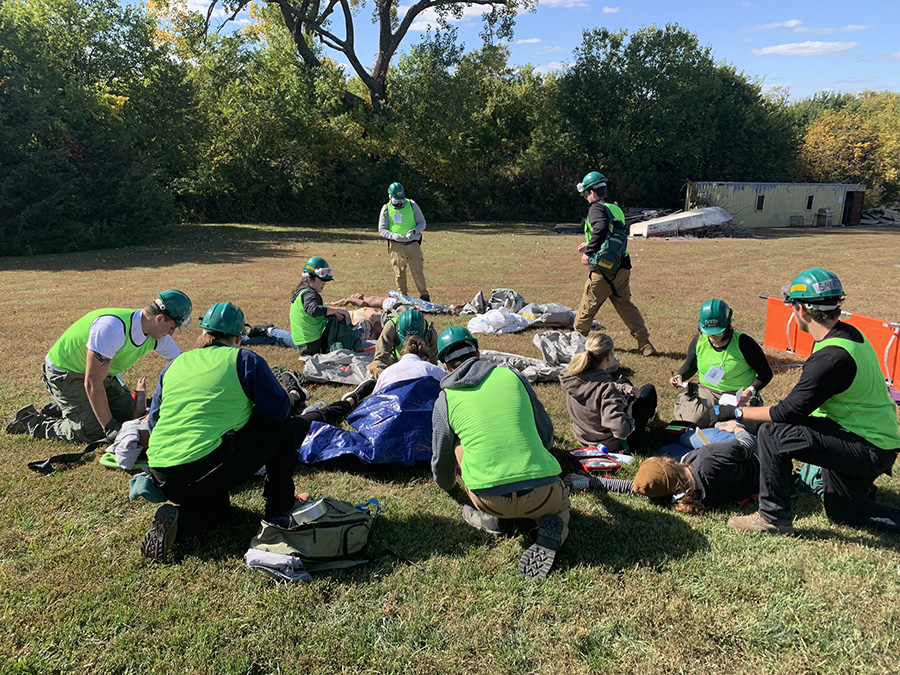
[47,308,157,376]
[445,367,561,491]
[290,287,327,346]
[147,346,253,468]
[809,335,900,450]
[696,331,755,392]
[584,202,628,254]
[387,201,417,236]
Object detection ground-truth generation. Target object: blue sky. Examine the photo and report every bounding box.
[202,0,900,100]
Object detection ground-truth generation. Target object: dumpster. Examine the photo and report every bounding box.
[816,208,834,226]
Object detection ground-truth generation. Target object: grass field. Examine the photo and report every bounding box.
[2,222,900,674]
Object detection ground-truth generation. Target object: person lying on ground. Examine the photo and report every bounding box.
[331,293,400,310]
[565,420,759,513]
[559,331,656,453]
[670,298,772,427]
[431,326,570,580]
[6,290,192,444]
[370,309,439,377]
[373,335,445,394]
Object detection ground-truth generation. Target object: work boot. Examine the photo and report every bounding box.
[5,404,38,435]
[420,293,431,303]
[40,401,62,418]
[342,378,376,406]
[639,342,657,357]
[246,323,274,339]
[727,511,794,535]
[141,504,179,563]
[519,513,564,579]
[461,505,502,536]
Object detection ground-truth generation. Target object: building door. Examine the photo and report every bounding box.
[843,191,864,225]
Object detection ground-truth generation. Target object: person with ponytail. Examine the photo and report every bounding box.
[560,331,657,452]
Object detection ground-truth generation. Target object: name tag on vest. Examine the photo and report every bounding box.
[393,213,403,224]
[704,365,725,387]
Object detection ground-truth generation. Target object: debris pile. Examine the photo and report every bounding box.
[859,206,900,226]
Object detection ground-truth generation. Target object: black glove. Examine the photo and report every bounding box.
[709,405,737,424]
[103,419,122,442]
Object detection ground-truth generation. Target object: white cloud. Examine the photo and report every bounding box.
[539,0,588,8]
[737,1,751,6]
[406,4,491,31]
[793,26,835,34]
[602,6,620,13]
[516,38,542,44]
[533,61,571,75]
[537,46,564,54]
[876,52,900,62]
[840,24,877,31]
[751,41,859,57]
[745,19,802,32]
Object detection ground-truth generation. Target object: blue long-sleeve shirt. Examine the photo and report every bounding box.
[148,348,291,432]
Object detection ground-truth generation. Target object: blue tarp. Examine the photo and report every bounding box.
[298,376,441,466]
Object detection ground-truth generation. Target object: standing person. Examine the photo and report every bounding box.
[573,171,655,356]
[670,299,773,426]
[712,268,900,535]
[370,309,439,377]
[289,256,359,355]
[431,326,570,579]
[378,182,430,302]
[141,302,299,562]
[560,332,657,453]
[6,290,192,444]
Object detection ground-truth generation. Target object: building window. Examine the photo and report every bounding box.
[806,195,814,210]
[756,195,765,211]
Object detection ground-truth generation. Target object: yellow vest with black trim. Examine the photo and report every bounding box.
[147,345,253,467]
[445,367,561,491]
[290,287,327,346]
[47,308,157,376]
[810,335,900,450]
[387,201,417,236]
[696,331,755,392]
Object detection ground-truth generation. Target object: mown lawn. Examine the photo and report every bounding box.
[1,222,899,674]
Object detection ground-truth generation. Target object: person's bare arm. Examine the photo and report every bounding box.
[84,350,114,428]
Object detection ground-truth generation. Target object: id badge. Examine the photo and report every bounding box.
[704,365,725,387]
[393,213,404,224]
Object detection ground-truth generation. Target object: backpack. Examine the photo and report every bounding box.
[250,497,380,571]
[588,204,629,275]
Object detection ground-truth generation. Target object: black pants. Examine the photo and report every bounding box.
[758,417,900,532]
[626,383,657,453]
[292,399,353,446]
[149,415,297,539]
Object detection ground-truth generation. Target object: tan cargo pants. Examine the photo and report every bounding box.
[573,268,650,348]
[388,240,428,296]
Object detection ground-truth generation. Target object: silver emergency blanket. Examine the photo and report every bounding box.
[301,349,373,385]
[244,549,312,582]
[461,288,577,334]
[532,331,587,366]
[479,349,564,383]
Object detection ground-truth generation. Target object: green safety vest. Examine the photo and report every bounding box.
[290,287,327,346]
[147,346,253,468]
[809,335,900,450]
[445,367,561,491]
[584,202,628,256]
[696,331,756,392]
[47,308,157,376]
[387,201,417,236]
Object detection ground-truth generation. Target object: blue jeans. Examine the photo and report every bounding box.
[241,328,296,349]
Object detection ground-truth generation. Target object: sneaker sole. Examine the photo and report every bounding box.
[141,505,179,563]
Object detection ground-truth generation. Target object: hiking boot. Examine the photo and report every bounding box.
[279,371,309,409]
[639,342,657,357]
[141,504,179,563]
[420,293,431,303]
[462,505,502,536]
[246,323,274,339]
[519,513,564,579]
[342,378,376,405]
[727,511,794,535]
[6,404,38,435]
[40,401,62,418]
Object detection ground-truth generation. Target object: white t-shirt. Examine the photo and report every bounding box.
[373,353,445,393]
[46,309,180,371]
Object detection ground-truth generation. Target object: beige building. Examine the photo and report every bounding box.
[686,181,866,228]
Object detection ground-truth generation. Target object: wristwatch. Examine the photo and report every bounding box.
[734,407,744,419]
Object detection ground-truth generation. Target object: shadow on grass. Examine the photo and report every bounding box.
[294,458,434,484]
[754,225,900,240]
[561,492,709,572]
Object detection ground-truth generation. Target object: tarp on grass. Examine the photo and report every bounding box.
[298,376,441,466]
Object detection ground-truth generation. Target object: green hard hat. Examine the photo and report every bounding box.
[303,256,333,281]
[388,182,406,200]
[437,325,479,363]
[397,309,426,343]
[155,289,192,327]
[698,299,733,335]
[199,302,246,336]
[576,171,607,195]
[783,267,844,308]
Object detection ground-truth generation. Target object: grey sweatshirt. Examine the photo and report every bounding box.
[559,368,635,450]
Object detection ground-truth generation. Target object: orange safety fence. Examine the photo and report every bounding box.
[763,296,900,388]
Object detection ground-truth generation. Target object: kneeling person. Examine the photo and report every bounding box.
[370,309,438,377]
[431,326,570,579]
